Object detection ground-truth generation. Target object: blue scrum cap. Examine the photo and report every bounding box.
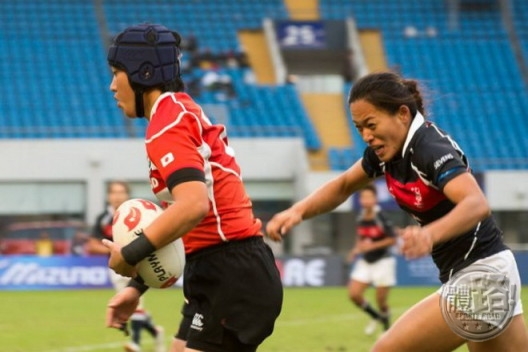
[107,23,181,90]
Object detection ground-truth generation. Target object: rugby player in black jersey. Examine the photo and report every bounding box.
[347,184,396,335]
[267,72,528,351]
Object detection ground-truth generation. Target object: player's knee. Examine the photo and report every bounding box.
[370,332,393,352]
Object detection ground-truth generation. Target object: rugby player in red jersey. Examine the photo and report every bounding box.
[102,23,283,352]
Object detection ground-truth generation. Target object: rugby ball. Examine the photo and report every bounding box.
[111,198,185,289]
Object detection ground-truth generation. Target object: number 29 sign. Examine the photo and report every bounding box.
[276,21,326,49]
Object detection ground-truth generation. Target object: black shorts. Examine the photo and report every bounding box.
[176,236,283,352]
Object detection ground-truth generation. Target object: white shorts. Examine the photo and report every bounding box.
[350,256,397,287]
[438,249,523,318]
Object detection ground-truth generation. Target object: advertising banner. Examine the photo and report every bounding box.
[276,255,344,287]
[1,252,526,290]
[396,255,441,286]
[0,255,346,290]
[0,256,112,290]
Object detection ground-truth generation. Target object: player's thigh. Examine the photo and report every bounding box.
[170,337,186,352]
[170,337,203,352]
[467,315,528,352]
[372,292,465,352]
[171,336,207,352]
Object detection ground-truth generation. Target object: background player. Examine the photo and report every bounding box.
[86,180,165,352]
[347,184,396,335]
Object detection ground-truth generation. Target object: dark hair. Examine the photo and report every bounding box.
[361,183,377,196]
[106,180,130,195]
[348,71,426,117]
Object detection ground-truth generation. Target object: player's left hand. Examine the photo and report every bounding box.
[106,286,140,330]
[102,239,137,278]
[399,225,434,259]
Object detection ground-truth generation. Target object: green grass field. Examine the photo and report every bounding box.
[1,286,527,352]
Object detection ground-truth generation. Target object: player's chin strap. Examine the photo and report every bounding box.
[134,89,145,117]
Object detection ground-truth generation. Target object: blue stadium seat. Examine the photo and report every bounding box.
[2,0,526,171]
[320,0,528,171]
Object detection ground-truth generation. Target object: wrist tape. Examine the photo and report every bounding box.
[127,275,149,295]
[121,231,156,266]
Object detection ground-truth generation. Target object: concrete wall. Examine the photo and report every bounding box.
[0,137,307,216]
[1,138,526,254]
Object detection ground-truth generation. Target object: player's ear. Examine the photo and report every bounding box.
[397,105,412,124]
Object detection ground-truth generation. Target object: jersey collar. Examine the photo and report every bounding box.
[401,112,425,158]
[149,92,174,120]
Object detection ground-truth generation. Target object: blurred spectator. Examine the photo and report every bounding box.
[201,69,236,100]
[36,231,53,256]
[70,230,89,256]
[178,37,249,102]
[235,49,250,68]
[197,47,220,69]
[404,25,419,38]
[186,75,202,97]
[182,32,199,54]
[285,74,298,85]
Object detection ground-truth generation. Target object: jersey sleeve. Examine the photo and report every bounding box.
[413,127,468,190]
[361,147,384,178]
[146,108,206,191]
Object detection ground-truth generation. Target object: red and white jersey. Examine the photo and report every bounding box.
[145,92,261,254]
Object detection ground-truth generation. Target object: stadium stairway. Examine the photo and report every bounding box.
[325,28,389,170]
[358,29,389,72]
[301,93,352,171]
[238,30,277,84]
[282,0,353,171]
[284,0,319,21]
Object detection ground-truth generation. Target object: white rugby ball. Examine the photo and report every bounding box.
[111,198,185,289]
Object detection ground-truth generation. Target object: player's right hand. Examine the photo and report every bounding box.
[265,207,303,241]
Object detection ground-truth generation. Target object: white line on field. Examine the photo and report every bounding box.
[276,307,407,327]
[42,341,123,352]
[42,308,408,351]
[277,313,363,326]
[42,340,156,352]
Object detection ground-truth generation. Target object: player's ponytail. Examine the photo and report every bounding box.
[402,79,426,116]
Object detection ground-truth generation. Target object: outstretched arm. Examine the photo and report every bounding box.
[266,159,372,241]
